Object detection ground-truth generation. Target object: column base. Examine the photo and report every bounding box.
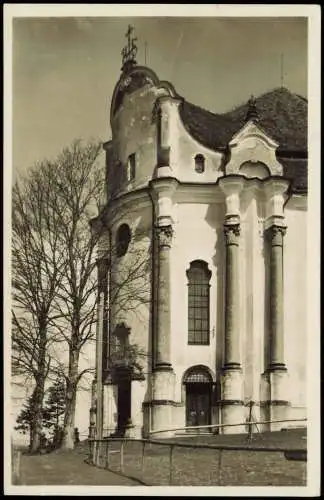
[152,367,175,400]
[219,401,246,434]
[154,362,173,371]
[150,367,176,437]
[260,401,290,431]
[150,400,175,438]
[220,367,245,434]
[261,367,290,431]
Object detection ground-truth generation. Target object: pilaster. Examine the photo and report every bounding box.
[218,176,245,432]
[149,179,177,435]
[262,178,290,429]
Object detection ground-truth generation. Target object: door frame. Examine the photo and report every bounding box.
[182,366,214,430]
[185,382,212,428]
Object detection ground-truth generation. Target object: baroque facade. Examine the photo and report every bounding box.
[90,32,307,439]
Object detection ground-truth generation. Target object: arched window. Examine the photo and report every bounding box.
[194,154,205,173]
[116,224,131,257]
[127,153,136,181]
[186,260,211,345]
[110,322,130,356]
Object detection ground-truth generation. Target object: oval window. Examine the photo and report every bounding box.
[116,224,131,257]
[195,154,205,173]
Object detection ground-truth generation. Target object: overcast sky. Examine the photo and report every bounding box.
[12,16,307,174]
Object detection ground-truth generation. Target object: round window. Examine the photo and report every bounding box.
[116,224,131,257]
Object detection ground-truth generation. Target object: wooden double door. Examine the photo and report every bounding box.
[117,378,131,435]
[186,383,212,429]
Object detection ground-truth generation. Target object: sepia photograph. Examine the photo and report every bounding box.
[4,4,320,496]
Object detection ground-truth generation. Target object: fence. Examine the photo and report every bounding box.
[11,444,22,485]
[88,419,307,486]
[149,417,307,439]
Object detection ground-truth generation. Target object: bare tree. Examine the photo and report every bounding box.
[43,139,105,450]
[12,164,66,452]
[12,138,152,451]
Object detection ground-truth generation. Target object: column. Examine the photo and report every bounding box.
[263,178,290,430]
[155,224,173,368]
[266,225,287,371]
[223,222,241,370]
[151,223,175,437]
[95,257,109,440]
[264,223,289,429]
[219,177,245,434]
[149,179,178,438]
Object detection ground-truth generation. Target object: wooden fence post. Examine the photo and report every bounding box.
[169,444,174,485]
[141,441,146,481]
[217,448,223,486]
[12,446,21,485]
[105,440,109,469]
[93,440,97,466]
[120,440,124,474]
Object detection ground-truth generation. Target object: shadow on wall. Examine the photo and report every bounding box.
[205,203,226,426]
[205,203,225,377]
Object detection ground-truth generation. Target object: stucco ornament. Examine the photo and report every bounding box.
[266,224,287,246]
[224,223,241,245]
[156,224,174,248]
[225,121,283,178]
[120,75,132,89]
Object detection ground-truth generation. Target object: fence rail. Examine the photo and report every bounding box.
[88,419,307,486]
[149,417,307,436]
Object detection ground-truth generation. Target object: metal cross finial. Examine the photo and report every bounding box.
[245,94,259,123]
[121,25,138,72]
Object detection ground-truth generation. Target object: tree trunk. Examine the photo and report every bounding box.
[29,327,47,454]
[60,347,79,450]
[29,376,45,454]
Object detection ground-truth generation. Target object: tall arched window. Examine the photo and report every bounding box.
[186,260,211,345]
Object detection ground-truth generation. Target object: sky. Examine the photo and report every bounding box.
[12,15,308,174]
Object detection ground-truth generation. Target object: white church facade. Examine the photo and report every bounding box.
[91,28,307,439]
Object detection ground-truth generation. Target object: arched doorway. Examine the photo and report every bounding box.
[183,366,213,430]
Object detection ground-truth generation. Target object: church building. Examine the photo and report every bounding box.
[91,27,307,439]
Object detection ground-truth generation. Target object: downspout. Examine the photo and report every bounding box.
[107,226,112,375]
[147,187,156,434]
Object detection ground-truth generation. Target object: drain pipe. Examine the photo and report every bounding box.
[147,186,157,435]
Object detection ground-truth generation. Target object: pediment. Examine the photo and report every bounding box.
[229,120,279,149]
[225,120,283,177]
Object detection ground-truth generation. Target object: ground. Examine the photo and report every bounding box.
[13,428,306,487]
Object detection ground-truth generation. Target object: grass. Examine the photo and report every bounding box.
[14,428,307,487]
[17,445,140,486]
[95,428,307,486]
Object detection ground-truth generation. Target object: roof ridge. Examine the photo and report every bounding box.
[182,86,307,121]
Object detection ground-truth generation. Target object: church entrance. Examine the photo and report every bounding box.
[183,367,213,431]
[117,376,131,436]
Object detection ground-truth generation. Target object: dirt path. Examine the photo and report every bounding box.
[19,448,140,486]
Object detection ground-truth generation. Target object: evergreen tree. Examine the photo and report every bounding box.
[43,378,66,446]
[15,394,37,436]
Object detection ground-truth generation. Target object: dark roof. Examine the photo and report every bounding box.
[280,157,308,194]
[179,87,307,153]
[179,87,307,193]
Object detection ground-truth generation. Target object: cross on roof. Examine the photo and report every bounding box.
[121,24,138,72]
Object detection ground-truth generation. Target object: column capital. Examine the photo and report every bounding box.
[156,224,173,248]
[265,224,287,246]
[224,222,241,245]
[219,175,245,197]
[263,177,290,198]
[219,176,245,219]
